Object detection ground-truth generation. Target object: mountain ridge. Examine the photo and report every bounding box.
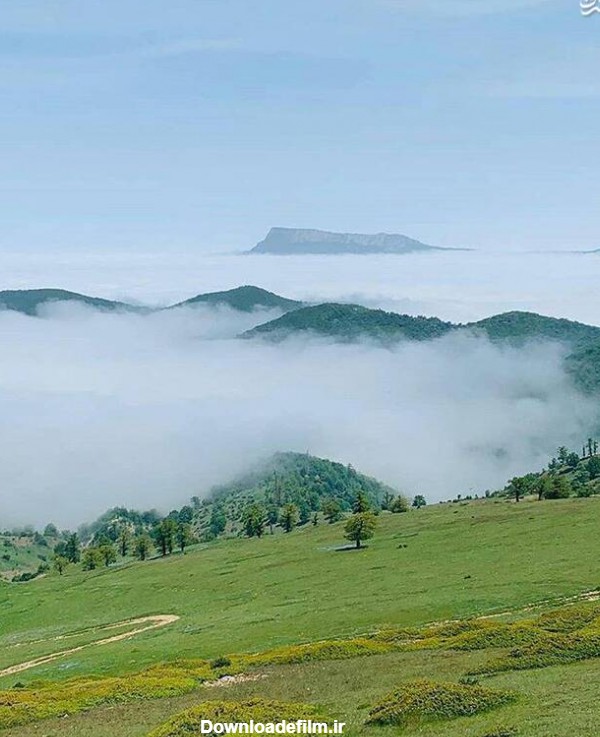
[249,227,467,255]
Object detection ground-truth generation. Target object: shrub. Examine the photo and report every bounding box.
[210,656,232,670]
[366,679,517,727]
[148,699,322,737]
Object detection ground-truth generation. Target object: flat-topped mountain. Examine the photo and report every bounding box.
[0,289,141,316]
[249,227,463,255]
[169,285,303,313]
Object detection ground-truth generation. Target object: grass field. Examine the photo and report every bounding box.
[2,497,600,736]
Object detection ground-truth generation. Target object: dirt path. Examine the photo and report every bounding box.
[0,614,179,678]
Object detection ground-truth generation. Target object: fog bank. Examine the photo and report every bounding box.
[0,304,595,527]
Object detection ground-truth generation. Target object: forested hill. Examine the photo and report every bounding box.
[242,303,455,342]
[62,452,401,557]
[467,311,600,348]
[0,289,142,316]
[243,303,600,351]
[169,285,303,313]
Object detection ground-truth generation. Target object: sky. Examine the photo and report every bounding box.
[1,0,598,253]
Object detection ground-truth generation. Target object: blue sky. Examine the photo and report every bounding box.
[0,0,597,252]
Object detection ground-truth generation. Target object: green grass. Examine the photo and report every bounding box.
[2,498,600,683]
[2,497,600,735]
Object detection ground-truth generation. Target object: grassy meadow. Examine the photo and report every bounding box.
[2,497,600,736]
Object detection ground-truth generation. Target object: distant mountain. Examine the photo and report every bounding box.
[242,303,454,343]
[249,227,465,255]
[169,285,303,313]
[0,289,141,317]
[243,304,600,351]
[466,312,600,348]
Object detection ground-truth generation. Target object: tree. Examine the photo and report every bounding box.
[43,523,59,538]
[117,527,131,557]
[153,519,177,556]
[344,512,377,549]
[81,548,102,571]
[588,455,600,479]
[135,533,152,561]
[243,503,266,538]
[280,503,299,533]
[322,498,342,524]
[266,506,279,535]
[381,490,395,511]
[98,543,117,567]
[391,495,409,513]
[176,523,193,554]
[53,555,69,575]
[209,505,227,538]
[353,490,370,513]
[566,452,580,469]
[412,495,427,509]
[545,475,572,500]
[557,446,569,465]
[534,475,553,501]
[178,505,194,524]
[507,476,528,503]
[312,512,319,526]
[64,532,81,563]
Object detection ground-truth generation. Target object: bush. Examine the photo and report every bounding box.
[210,656,231,670]
[366,679,516,727]
[148,699,322,737]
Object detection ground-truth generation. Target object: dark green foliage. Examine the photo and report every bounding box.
[468,311,600,348]
[279,503,299,532]
[0,288,140,316]
[243,303,454,343]
[322,498,343,523]
[64,533,81,563]
[153,519,178,556]
[391,495,409,513]
[366,679,517,727]
[412,494,427,508]
[344,511,377,549]
[202,452,394,541]
[134,533,152,561]
[170,285,303,313]
[243,503,267,538]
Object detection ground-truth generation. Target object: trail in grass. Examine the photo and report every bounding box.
[0,615,180,678]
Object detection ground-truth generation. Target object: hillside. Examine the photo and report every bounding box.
[3,498,600,736]
[242,303,454,342]
[249,227,461,255]
[0,289,141,316]
[83,452,399,547]
[168,285,303,313]
[565,343,600,393]
[0,531,55,582]
[467,311,600,348]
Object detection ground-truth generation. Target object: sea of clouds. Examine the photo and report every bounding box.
[0,249,598,527]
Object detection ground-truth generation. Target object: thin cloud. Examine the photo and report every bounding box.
[382,0,556,17]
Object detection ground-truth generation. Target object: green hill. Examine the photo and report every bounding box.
[467,311,600,348]
[3,497,600,736]
[565,343,600,393]
[169,286,303,313]
[242,303,454,342]
[244,304,600,349]
[0,289,141,317]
